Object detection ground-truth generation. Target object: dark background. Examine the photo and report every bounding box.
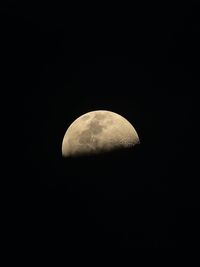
[2,2,198,248]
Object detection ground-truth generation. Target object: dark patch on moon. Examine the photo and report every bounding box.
[94,113,107,120]
[79,129,92,144]
[78,118,107,145]
[88,120,107,134]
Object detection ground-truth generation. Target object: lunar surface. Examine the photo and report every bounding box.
[62,110,140,157]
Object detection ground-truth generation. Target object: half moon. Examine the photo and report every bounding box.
[62,110,140,157]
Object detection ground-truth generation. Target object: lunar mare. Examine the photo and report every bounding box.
[62,110,140,157]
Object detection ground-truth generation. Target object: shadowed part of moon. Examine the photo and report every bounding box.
[62,110,140,157]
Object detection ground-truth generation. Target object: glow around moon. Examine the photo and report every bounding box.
[62,110,140,157]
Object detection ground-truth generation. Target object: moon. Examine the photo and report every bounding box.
[62,110,140,157]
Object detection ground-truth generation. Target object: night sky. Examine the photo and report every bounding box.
[3,2,198,249]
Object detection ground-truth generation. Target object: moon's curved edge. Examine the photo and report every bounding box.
[61,110,140,157]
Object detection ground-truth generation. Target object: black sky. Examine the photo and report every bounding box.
[2,2,198,249]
